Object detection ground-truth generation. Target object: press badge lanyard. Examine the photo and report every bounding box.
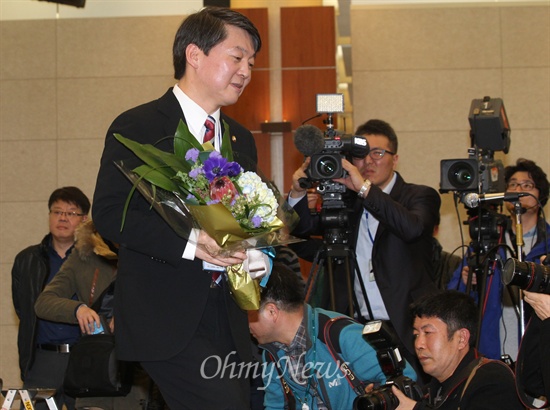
[364,211,375,244]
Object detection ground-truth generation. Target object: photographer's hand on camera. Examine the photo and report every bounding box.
[391,385,418,410]
[523,291,550,320]
[460,266,477,286]
[334,158,371,194]
[289,157,311,199]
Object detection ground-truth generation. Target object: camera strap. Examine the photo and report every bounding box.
[265,350,297,410]
[432,353,506,409]
[318,314,368,396]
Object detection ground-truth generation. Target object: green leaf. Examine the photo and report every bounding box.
[114,133,191,176]
[198,150,214,163]
[173,119,203,159]
[132,165,182,194]
[220,119,234,162]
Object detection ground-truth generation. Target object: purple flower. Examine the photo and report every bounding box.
[185,148,200,162]
[189,168,202,179]
[203,152,242,182]
[251,215,263,228]
[226,162,242,177]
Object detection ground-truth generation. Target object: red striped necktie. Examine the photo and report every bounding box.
[204,116,215,143]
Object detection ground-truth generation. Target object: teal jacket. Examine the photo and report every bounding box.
[259,305,417,410]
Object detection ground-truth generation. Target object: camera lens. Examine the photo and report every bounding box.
[503,258,550,294]
[353,388,399,410]
[448,162,475,188]
[316,155,341,179]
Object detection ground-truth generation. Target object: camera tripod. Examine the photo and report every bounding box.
[305,240,357,317]
[463,201,527,350]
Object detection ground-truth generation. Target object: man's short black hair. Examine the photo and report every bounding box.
[48,186,90,214]
[173,6,262,80]
[260,262,305,312]
[354,119,398,153]
[505,158,549,208]
[410,291,477,346]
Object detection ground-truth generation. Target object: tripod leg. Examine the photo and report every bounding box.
[305,257,323,303]
[327,257,336,311]
[343,256,355,318]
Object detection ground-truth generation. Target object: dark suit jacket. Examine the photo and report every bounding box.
[293,172,440,357]
[92,88,257,363]
[415,349,523,410]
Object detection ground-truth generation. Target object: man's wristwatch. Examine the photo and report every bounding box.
[357,179,372,199]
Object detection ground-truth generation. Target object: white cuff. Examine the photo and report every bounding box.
[182,228,199,260]
[244,249,270,279]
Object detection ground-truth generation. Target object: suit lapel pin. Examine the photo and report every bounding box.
[232,135,237,142]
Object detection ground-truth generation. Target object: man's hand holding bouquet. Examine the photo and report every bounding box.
[113,119,299,310]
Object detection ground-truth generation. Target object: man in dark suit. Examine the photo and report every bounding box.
[288,119,440,383]
[92,7,261,409]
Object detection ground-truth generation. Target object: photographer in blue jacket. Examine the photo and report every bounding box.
[448,158,550,360]
[248,263,416,410]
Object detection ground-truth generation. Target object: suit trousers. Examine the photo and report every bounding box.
[140,286,250,410]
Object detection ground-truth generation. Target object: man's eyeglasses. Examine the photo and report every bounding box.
[506,181,536,191]
[367,149,396,160]
[49,210,86,219]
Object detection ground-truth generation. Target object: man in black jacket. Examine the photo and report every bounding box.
[92,7,261,409]
[11,186,90,410]
[288,119,440,382]
[391,291,523,409]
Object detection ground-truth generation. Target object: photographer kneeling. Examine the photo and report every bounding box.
[248,263,417,410]
[391,291,523,410]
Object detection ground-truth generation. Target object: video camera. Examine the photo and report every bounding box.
[439,96,511,252]
[440,96,510,196]
[294,94,369,246]
[308,134,370,181]
[353,320,422,410]
[294,94,369,208]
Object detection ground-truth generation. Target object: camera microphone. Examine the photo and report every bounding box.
[462,192,528,208]
[294,124,325,157]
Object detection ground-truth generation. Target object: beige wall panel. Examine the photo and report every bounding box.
[57,16,179,78]
[351,7,502,71]
[397,130,470,188]
[233,0,322,7]
[0,201,49,268]
[351,3,550,256]
[0,79,57,141]
[506,129,550,177]
[0,324,21,388]
[56,139,104,202]
[501,6,550,68]
[0,140,58,201]
[57,76,174,141]
[352,69,503,132]
[0,20,56,80]
[503,68,550,129]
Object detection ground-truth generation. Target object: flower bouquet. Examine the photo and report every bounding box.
[113,119,300,309]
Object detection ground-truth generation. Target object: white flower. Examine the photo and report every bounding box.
[237,172,279,225]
